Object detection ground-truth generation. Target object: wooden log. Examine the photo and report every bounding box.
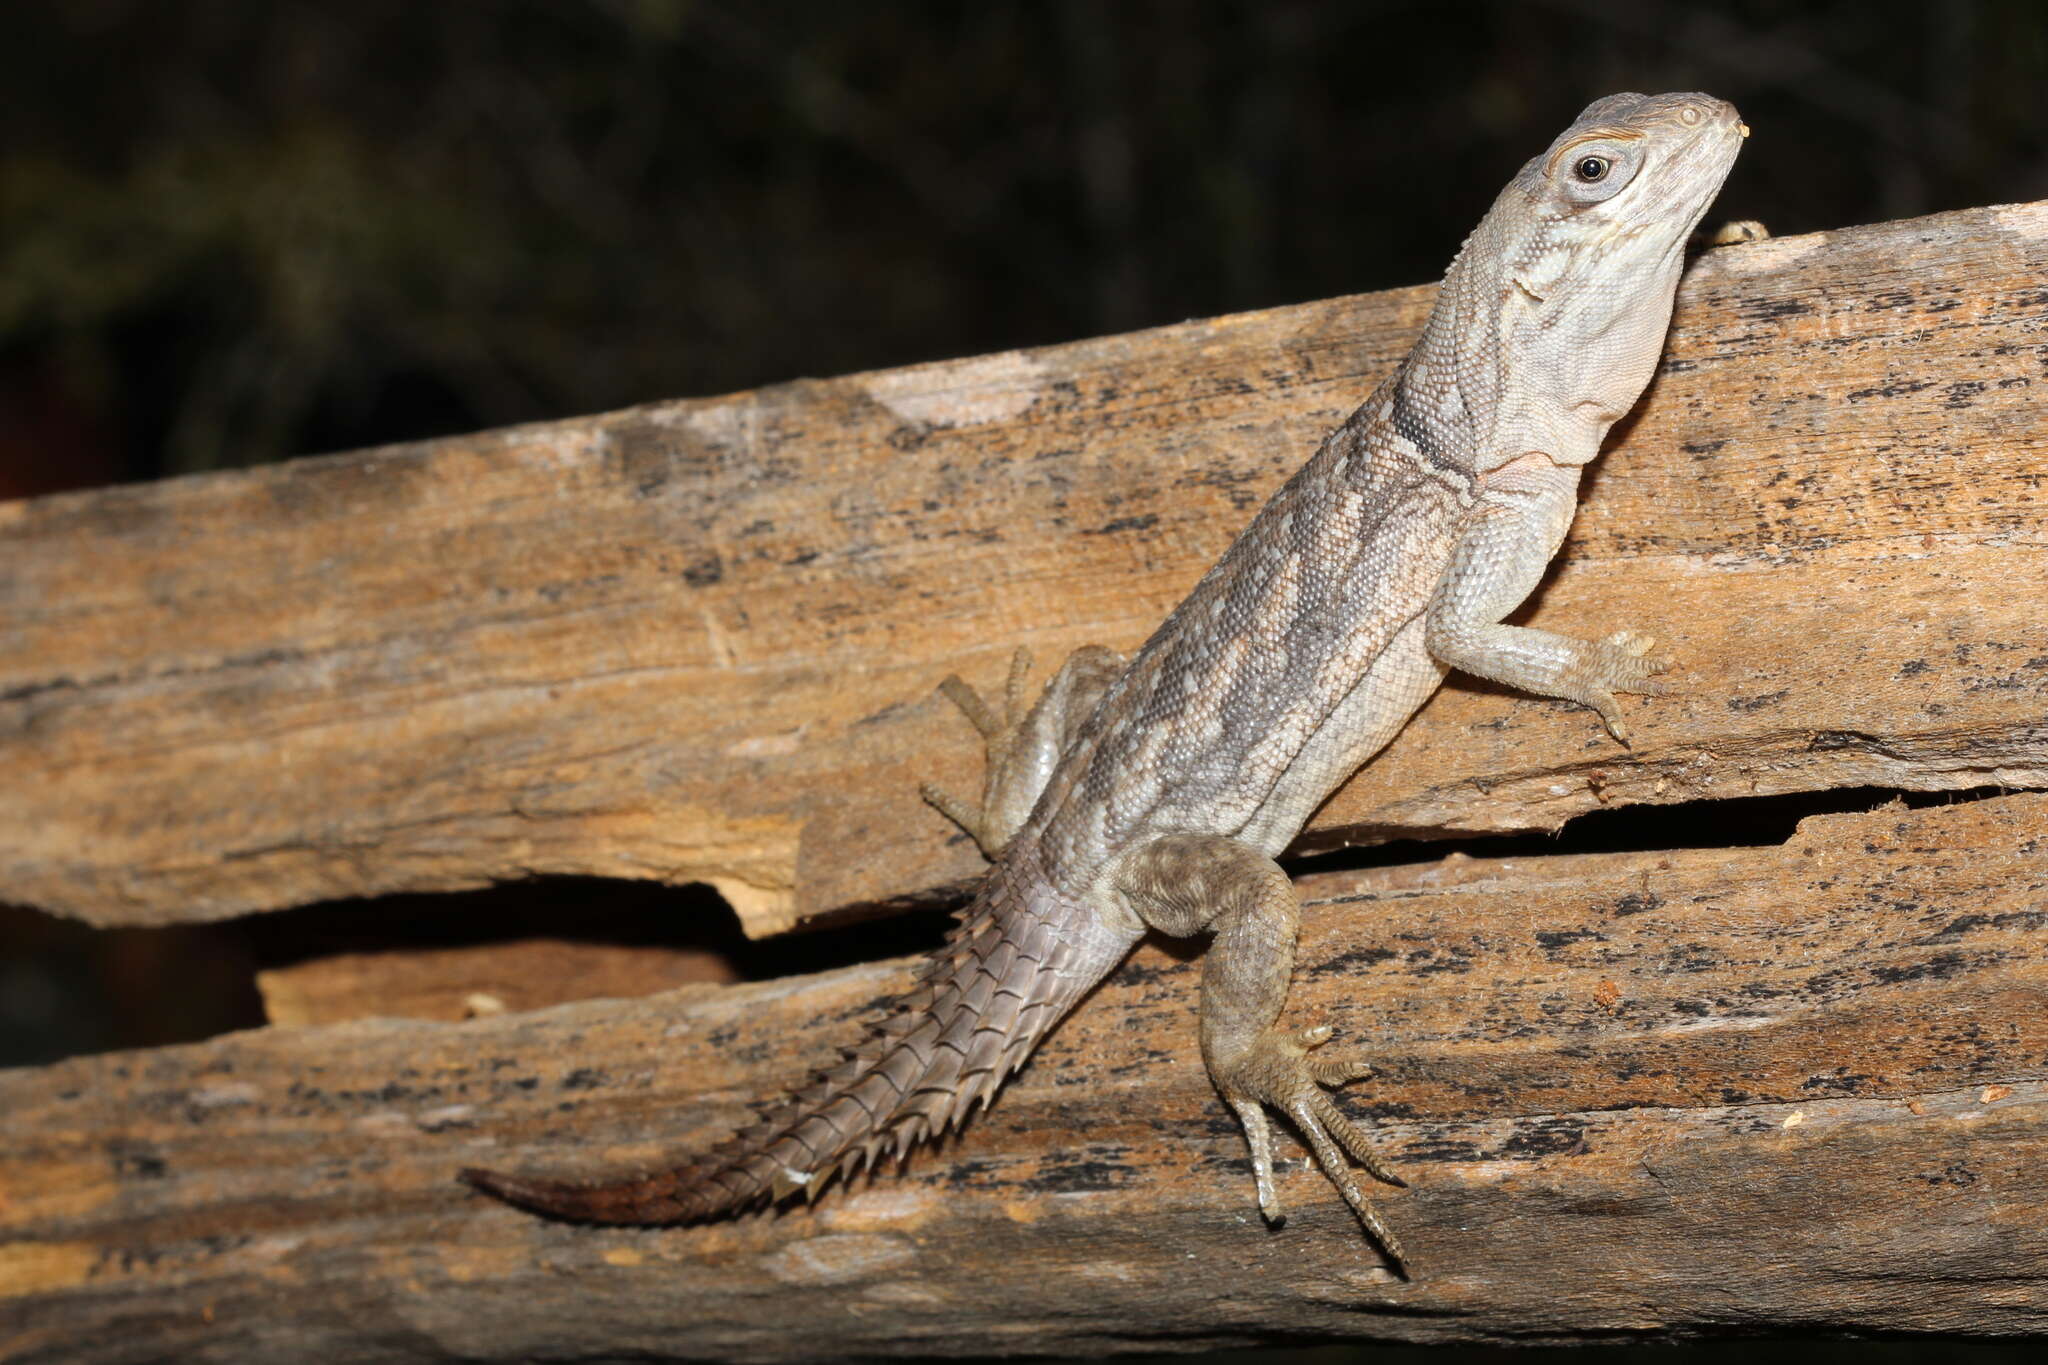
[3,793,2044,1361]
[255,937,738,1028]
[5,202,2047,936]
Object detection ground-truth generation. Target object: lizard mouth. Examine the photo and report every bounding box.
[1622,110,1747,232]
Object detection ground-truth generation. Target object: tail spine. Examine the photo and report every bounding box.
[460,859,1117,1222]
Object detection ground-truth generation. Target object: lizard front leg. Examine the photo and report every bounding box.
[1113,833,1407,1272]
[922,644,1125,857]
[1425,452,1670,743]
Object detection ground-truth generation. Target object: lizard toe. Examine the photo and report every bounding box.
[1213,1023,1406,1270]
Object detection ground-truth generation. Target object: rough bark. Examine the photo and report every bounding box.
[4,202,2046,936]
[3,793,2044,1362]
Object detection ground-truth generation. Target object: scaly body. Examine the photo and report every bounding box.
[463,92,1747,1273]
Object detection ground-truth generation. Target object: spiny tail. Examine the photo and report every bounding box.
[460,864,1126,1223]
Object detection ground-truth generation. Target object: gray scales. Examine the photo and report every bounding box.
[461,91,1751,1276]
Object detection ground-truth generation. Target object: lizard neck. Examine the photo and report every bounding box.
[1405,179,1697,471]
[1386,208,1523,475]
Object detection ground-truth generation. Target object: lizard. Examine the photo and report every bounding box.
[461,91,1749,1275]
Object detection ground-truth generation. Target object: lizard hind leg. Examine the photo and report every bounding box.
[920,644,1125,858]
[1112,833,1409,1274]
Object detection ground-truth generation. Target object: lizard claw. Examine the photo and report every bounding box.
[922,645,1124,859]
[1214,1023,1407,1273]
[1582,630,1673,745]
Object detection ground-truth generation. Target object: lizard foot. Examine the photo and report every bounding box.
[1704,218,1770,246]
[1214,1022,1408,1273]
[1576,630,1672,745]
[921,644,1123,858]
[920,646,1036,858]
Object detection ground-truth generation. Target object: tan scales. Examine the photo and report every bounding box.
[463,92,1750,1275]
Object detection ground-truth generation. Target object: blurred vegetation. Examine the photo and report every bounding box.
[1,0,2045,491]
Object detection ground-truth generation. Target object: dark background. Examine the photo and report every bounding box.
[5,0,2045,500]
[3,5,2045,1357]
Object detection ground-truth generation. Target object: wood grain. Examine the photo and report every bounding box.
[5,202,2046,935]
[255,938,738,1027]
[3,793,2044,1361]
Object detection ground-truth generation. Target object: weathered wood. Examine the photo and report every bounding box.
[3,793,2044,1362]
[5,202,2046,935]
[255,938,738,1028]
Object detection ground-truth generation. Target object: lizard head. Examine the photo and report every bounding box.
[1428,92,1747,471]
[1516,92,1747,239]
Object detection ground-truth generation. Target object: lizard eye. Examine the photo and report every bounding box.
[1555,142,1639,204]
